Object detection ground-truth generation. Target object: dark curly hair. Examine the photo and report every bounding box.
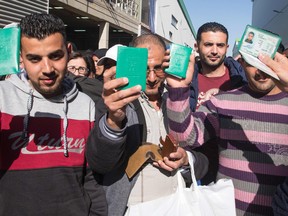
[20,13,66,41]
[196,22,229,44]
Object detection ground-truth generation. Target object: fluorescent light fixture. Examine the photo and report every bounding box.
[74,29,86,32]
[81,17,89,19]
[118,29,124,32]
[76,17,81,19]
[54,6,64,9]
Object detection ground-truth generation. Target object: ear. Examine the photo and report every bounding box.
[194,42,199,53]
[19,53,24,69]
[237,56,246,66]
[67,43,72,54]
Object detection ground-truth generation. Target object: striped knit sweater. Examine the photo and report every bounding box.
[167,85,288,216]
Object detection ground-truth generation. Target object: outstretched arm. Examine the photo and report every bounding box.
[164,52,195,88]
[86,66,142,174]
[165,52,219,148]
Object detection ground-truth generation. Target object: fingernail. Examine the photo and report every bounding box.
[258,53,264,60]
[123,77,128,83]
[135,85,142,91]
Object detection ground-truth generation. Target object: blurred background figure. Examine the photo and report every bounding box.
[83,51,97,78]
[92,48,108,81]
[67,52,95,78]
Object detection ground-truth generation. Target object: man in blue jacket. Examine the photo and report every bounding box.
[189,22,247,184]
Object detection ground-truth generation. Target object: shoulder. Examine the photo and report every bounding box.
[77,91,95,105]
[0,75,22,92]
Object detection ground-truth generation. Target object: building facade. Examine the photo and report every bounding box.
[0,0,48,26]
[252,0,288,48]
[152,0,196,47]
[0,0,196,50]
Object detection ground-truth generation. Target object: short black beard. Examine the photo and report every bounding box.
[199,55,226,72]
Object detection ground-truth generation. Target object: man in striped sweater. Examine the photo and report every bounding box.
[260,53,288,215]
[165,51,288,216]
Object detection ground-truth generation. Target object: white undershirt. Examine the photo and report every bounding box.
[127,95,178,205]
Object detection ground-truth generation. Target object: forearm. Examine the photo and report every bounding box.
[166,85,198,147]
[167,85,220,148]
[86,113,127,174]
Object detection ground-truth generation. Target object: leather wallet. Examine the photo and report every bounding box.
[125,134,178,179]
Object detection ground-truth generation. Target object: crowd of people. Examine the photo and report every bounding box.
[0,12,287,216]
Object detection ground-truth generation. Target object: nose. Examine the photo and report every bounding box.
[147,70,157,82]
[42,58,54,73]
[73,69,81,76]
[211,45,218,54]
[256,69,268,79]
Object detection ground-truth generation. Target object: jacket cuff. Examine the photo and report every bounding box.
[99,113,127,140]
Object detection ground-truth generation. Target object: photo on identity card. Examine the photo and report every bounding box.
[238,25,282,80]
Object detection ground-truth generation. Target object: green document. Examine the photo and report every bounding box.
[116,46,148,91]
[165,43,192,79]
[0,27,21,75]
[238,25,281,80]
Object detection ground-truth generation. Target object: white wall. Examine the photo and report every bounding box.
[154,0,195,47]
[252,0,288,48]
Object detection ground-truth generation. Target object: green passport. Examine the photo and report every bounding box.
[116,46,148,91]
[0,27,21,75]
[165,43,192,79]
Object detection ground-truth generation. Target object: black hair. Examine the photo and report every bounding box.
[20,13,66,41]
[93,48,108,58]
[83,52,96,75]
[132,33,166,51]
[196,22,229,44]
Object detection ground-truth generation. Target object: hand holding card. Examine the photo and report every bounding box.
[238,25,282,80]
[164,43,192,79]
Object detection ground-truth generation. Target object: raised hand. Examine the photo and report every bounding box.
[163,51,196,88]
[102,66,142,129]
[259,52,288,92]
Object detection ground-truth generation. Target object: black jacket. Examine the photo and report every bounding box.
[272,177,288,216]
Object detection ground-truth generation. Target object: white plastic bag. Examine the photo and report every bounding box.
[126,154,236,216]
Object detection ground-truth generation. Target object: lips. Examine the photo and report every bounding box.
[208,56,219,61]
[40,76,56,85]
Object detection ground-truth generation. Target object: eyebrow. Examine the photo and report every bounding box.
[26,54,41,60]
[25,49,65,59]
[48,50,65,58]
[204,42,226,46]
[147,64,162,68]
